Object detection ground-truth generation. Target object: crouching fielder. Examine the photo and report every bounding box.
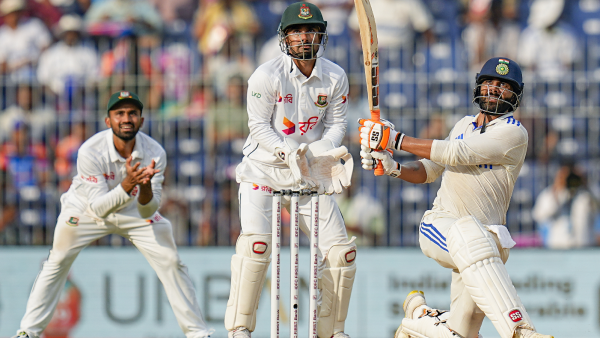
[225,3,356,338]
[359,57,553,338]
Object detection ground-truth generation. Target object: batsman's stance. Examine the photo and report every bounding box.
[226,2,355,338]
[12,91,213,338]
[360,57,553,338]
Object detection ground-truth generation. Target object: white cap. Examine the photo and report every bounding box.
[57,14,83,34]
[528,0,564,29]
[0,0,25,15]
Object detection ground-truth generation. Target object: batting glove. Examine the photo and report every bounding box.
[360,145,401,178]
[358,118,405,151]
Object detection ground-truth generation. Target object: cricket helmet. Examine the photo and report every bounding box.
[278,2,328,60]
[473,57,524,115]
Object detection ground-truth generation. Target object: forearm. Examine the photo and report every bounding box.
[89,184,134,218]
[399,161,428,184]
[399,136,433,159]
[137,184,160,218]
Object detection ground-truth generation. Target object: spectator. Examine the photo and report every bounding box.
[54,121,87,193]
[0,0,51,83]
[0,83,54,142]
[192,0,259,82]
[53,0,91,17]
[85,0,163,37]
[348,0,434,51]
[532,163,599,249]
[37,15,99,96]
[518,0,579,80]
[0,121,49,243]
[462,0,521,72]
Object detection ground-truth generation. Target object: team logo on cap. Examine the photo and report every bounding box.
[496,59,510,75]
[298,4,313,19]
[118,91,132,99]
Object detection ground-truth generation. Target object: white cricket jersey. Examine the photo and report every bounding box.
[419,113,528,226]
[61,129,166,219]
[236,54,349,188]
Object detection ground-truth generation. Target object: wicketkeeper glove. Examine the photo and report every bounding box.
[358,118,405,151]
[360,145,401,178]
[274,138,319,190]
[306,139,353,195]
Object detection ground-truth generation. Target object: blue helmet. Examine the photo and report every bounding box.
[473,57,524,114]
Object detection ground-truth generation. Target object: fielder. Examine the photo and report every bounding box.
[12,91,213,338]
[226,2,356,338]
[359,57,553,338]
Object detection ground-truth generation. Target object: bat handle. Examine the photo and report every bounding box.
[370,109,385,176]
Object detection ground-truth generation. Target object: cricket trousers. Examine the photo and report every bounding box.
[18,208,212,338]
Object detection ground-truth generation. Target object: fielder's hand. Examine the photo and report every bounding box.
[360,145,401,178]
[122,157,154,193]
[358,118,405,151]
[140,159,160,186]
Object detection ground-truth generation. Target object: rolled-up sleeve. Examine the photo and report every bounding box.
[78,152,134,218]
[419,158,445,183]
[430,125,528,167]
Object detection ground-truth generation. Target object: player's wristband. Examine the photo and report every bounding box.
[388,162,401,178]
[393,132,405,151]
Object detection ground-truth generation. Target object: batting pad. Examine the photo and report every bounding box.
[399,316,456,338]
[447,216,534,338]
[225,234,271,331]
[318,241,357,338]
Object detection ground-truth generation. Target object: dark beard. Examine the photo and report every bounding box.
[479,97,512,114]
[112,125,138,141]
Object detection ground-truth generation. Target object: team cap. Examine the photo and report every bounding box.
[107,90,143,112]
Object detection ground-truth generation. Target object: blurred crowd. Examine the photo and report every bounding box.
[0,0,599,248]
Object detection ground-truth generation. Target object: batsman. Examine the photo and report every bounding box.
[226,2,356,338]
[359,57,553,338]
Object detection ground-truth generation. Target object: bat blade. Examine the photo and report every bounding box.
[354,0,384,175]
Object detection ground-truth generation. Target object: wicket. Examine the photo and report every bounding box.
[271,189,320,338]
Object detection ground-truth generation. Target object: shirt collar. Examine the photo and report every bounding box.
[285,54,322,81]
[471,112,515,131]
[105,129,144,163]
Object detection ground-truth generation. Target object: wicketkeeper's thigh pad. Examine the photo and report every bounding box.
[447,216,534,338]
[225,233,272,331]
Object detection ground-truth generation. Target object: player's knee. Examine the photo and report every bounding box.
[325,240,357,268]
[236,233,272,260]
[447,216,500,272]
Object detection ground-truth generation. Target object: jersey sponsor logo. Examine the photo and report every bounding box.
[131,186,139,197]
[82,175,98,183]
[147,213,163,223]
[508,309,523,322]
[253,183,273,194]
[455,134,464,139]
[118,91,131,99]
[341,95,347,103]
[284,94,293,103]
[298,4,313,19]
[66,217,79,227]
[315,94,328,108]
[252,91,262,98]
[283,117,295,135]
[103,172,115,180]
[299,116,318,135]
[478,164,493,169]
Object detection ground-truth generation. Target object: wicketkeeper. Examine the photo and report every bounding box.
[226,2,356,338]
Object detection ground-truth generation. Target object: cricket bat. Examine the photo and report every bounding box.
[353,0,384,176]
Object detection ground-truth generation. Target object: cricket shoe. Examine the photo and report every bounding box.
[514,327,554,338]
[403,290,427,319]
[331,332,351,338]
[11,332,30,338]
[228,327,250,338]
